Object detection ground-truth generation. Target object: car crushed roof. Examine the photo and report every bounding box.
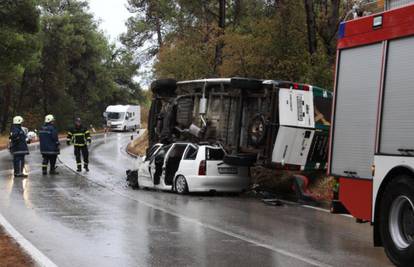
[153,142,224,148]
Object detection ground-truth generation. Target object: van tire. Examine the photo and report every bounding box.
[175,175,188,195]
[248,114,267,146]
[151,79,177,97]
[379,175,414,267]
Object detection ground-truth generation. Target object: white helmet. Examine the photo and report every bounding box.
[13,116,24,124]
[45,114,55,123]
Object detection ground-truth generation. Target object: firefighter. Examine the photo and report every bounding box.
[67,118,91,172]
[39,114,60,175]
[9,116,29,177]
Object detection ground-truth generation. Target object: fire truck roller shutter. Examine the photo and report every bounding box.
[387,0,414,10]
[380,36,414,155]
[331,43,383,179]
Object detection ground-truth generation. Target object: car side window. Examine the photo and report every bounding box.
[206,148,225,160]
[151,145,171,162]
[147,145,160,160]
[184,146,198,160]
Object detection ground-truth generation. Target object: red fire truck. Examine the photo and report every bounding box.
[329,3,414,266]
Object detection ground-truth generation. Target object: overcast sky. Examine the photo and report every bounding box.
[88,0,152,87]
[88,0,130,44]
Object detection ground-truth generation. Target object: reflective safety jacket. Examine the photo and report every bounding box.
[39,123,60,155]
[9,125,29,155]
[67,126,91,147]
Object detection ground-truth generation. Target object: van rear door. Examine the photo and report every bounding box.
[279,88,315,128]
[271,126,315,169]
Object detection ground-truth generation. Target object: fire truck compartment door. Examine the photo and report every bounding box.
[380,36,414,155]
[387,0,414,10]
[272,126,315,167]
[279,88,315,129]
[330,43,383,179]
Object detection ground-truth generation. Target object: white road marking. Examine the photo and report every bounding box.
[0,213,57,267]
[301,204,353,218]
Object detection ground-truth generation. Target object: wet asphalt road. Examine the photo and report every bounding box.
[0,133,393,267]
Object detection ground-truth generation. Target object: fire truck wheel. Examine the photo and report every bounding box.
[380,175,414,267]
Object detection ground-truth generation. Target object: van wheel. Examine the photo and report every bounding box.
[123,126,127,132]
[175,175,188,195]
[380,175,414,267]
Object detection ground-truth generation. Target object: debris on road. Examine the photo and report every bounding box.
[262,198,284,206]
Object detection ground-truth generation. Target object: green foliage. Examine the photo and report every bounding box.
[124,0,345,90]
[0,0,146,132]
[0,0,39,82]
[0,0,40,132]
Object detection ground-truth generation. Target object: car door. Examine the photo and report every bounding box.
[139,144,162,184]
[149,145,171,185]
[163,144,188,186]
[178,144,198,176]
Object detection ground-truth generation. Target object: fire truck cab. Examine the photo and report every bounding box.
[329,2,414,266]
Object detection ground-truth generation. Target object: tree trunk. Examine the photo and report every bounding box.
[233,0,242,26]
[326,0,340,57]
[317,0,340,61]
[304,0,317,55]
[155,16,163,48]
[0,85,12,133]
[214,0,226,74]
[150,1,163,49]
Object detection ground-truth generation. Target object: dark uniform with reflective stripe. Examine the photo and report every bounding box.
[9,125,29,176]
[67,126,91,171]
[39,123,60,174]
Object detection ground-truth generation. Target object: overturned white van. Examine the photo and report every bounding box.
[148,78,332,171]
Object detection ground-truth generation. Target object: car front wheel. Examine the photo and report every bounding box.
[175,175,188,195]
[380,175,414,267]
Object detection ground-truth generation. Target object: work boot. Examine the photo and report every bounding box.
[84,165,89,172]
[50,169,59,175]
[15,173,28,178]
[42,167,47,175]
[77,166,82,172]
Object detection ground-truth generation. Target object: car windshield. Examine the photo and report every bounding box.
[107,112,124,120]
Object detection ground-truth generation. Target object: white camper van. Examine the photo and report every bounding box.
[104,105,140,132]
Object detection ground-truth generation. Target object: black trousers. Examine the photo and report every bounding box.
[42,154,57,173]
[74,146,89,168]
[13,154,25,175]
